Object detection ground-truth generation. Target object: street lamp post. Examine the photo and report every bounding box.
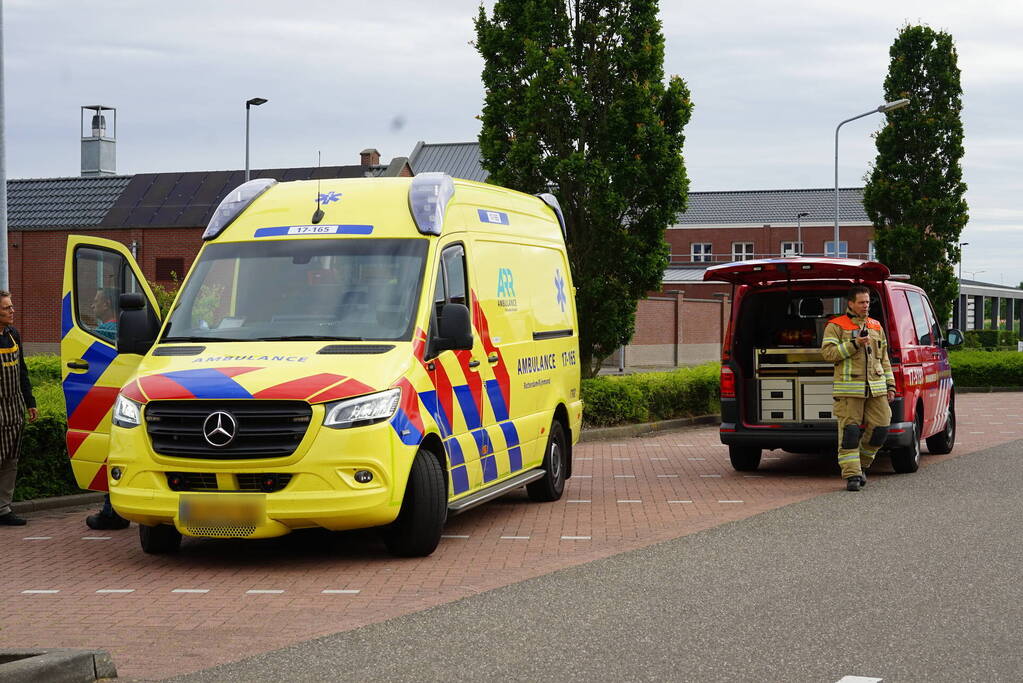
[796,212,809,256]
[834,98,909,258]
[245,97,268,181]
[958,241,969,282]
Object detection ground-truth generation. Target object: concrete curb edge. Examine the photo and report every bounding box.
[579,414,720,443]
[11,491,104,514]
[0,648,116,683]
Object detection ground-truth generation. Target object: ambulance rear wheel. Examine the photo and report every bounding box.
[728,445,761,472]
[139,523,181,555]
[382,449,447,557]
[527,420,567,502]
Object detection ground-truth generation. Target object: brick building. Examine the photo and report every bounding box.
[6,149,411,353]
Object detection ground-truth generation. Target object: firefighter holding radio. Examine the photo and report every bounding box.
[820,285,896,491]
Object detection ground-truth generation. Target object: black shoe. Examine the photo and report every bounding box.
[845,476,863,492]
[86,511,130,530]
[860,472,867,488]
[0,512,27,526]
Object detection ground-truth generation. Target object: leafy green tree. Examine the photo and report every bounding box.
[864,24,968,326]
[475,0,692,376]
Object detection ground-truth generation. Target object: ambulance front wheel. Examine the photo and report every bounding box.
[139,523,182,555]
[382,449,447,557]
[728,445,761,472]
[527,420,567,502]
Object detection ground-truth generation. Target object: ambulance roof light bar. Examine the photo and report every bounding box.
[203,178,277,240]
[535,193,567,238]
[408,173,455,236]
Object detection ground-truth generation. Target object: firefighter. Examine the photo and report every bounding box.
[820,285,896,491]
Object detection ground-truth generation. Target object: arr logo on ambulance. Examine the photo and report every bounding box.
[497,267,518,311]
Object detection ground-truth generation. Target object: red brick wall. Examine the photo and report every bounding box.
[9,227,204,347]
[680,299,724,345]
[666,224,873,261]
[634,297,679,345]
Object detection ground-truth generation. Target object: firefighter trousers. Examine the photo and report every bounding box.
[834,395,892,479]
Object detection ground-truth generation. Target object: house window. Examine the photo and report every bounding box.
[868,240,877,261]
[732,242,754,261]
[155,257,185,282]
[691,243,713,262]
[780,241,802,257]
[824,241,848,258]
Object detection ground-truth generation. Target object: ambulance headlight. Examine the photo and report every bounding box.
[112,395,142,428]
[323,388,401,429]
[203,178,277,240]
[408,173,454,236]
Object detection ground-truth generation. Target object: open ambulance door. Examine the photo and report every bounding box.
[61,236,161,491]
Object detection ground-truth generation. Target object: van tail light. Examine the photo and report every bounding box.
[721,318,733,362]
[720,366,736,399]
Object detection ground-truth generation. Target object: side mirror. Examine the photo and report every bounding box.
[117,293,161,355]
[433,303,474,353]
[944,328,964,348]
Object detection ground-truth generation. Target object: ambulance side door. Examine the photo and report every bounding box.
[61,236,161,491]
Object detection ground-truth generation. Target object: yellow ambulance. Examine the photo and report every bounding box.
[60,174,581,557]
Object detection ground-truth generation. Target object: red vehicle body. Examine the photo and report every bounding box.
[704,258,962,473]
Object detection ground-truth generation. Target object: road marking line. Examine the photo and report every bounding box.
[612,457,631,461]
[651,457,669,461]
[718,500,744,504]
[614,475,636,478]
[675,444,694,446]
[23,536,51,540]
[657,474,679,478]
[969,431,984,434]
[700,474,722,478]
[835,677,882,682]
[322,589,361,594]
[617,499,642,503]
[21,589,59,594]
[441,534,469,539]
[990,422,1003,424]
[82,536,111,540]
[577,457,593,460]
[668,500,694,504]
[561,536,591,540]
[574,475,593,478]
[500,536,530,540]
[96,589,135,594]
[688,457,706,461]
[567,499,591,503]
[246,590,285,594]
[171,589,210,594]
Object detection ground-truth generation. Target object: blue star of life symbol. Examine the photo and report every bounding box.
[554,269,567,312]
[318,191,342,205]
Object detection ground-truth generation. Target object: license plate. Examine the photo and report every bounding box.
[179,494,265,526]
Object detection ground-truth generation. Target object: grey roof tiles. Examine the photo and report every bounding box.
[7,175,132,229]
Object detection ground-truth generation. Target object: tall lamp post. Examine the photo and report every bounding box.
[958,241,969,282]
[833,98,910,257]
[796,212,809,256]
[245,97,268,181]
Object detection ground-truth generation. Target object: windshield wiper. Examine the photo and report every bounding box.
[161,336,243,343]
[256,335,365,341]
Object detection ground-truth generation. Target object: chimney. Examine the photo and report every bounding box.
[81,105,116,176]
[360,148,381,166]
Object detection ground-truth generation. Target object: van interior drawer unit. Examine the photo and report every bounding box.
[799,380,834,420]
[758,379,795,421]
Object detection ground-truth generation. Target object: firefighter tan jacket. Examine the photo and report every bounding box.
[820,309,896,397]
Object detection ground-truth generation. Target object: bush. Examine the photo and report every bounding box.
[582,363,720,428]
[962,329,1018,350]
[949,350,1023,388]
[26,354,62,387]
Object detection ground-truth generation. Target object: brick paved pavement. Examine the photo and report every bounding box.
[2,393,1020,680]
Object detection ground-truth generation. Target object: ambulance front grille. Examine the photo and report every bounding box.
[145,400,312,460]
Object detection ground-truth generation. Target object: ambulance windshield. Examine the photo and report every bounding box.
[162,238,428,342]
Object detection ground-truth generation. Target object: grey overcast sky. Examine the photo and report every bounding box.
[4,0,1022,287]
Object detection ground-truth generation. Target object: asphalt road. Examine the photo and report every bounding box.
[166,439,1023,683]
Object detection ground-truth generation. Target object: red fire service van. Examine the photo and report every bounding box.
[704,257,963,474]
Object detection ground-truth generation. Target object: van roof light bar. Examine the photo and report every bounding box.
[408,173,455,236]
[204,178,277,240]
[534,193,567,238]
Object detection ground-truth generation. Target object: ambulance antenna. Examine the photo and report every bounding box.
[311,150,325,224]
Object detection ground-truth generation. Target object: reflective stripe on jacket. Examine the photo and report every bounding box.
[820,312,895,397]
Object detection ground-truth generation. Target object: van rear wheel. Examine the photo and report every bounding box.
[527,421,567,502]
[728,445,761,472]
[891,417,922,473]
[925,402,956,455]
[139,523,181,555]
[382,449,447,557]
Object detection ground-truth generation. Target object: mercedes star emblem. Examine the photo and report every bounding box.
[202,411,237,447]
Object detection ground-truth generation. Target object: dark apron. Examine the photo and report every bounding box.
[0,330,26,463]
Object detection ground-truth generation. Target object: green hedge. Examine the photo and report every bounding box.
[581,363,720,428]
[948,350,1023,388]
[961,330,1019,350]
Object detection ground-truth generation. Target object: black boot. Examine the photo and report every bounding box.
[0,511,27,526]
[86,510,130,530]
[845,476,863,492]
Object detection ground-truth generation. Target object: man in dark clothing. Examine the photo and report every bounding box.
[0,291,38,525]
